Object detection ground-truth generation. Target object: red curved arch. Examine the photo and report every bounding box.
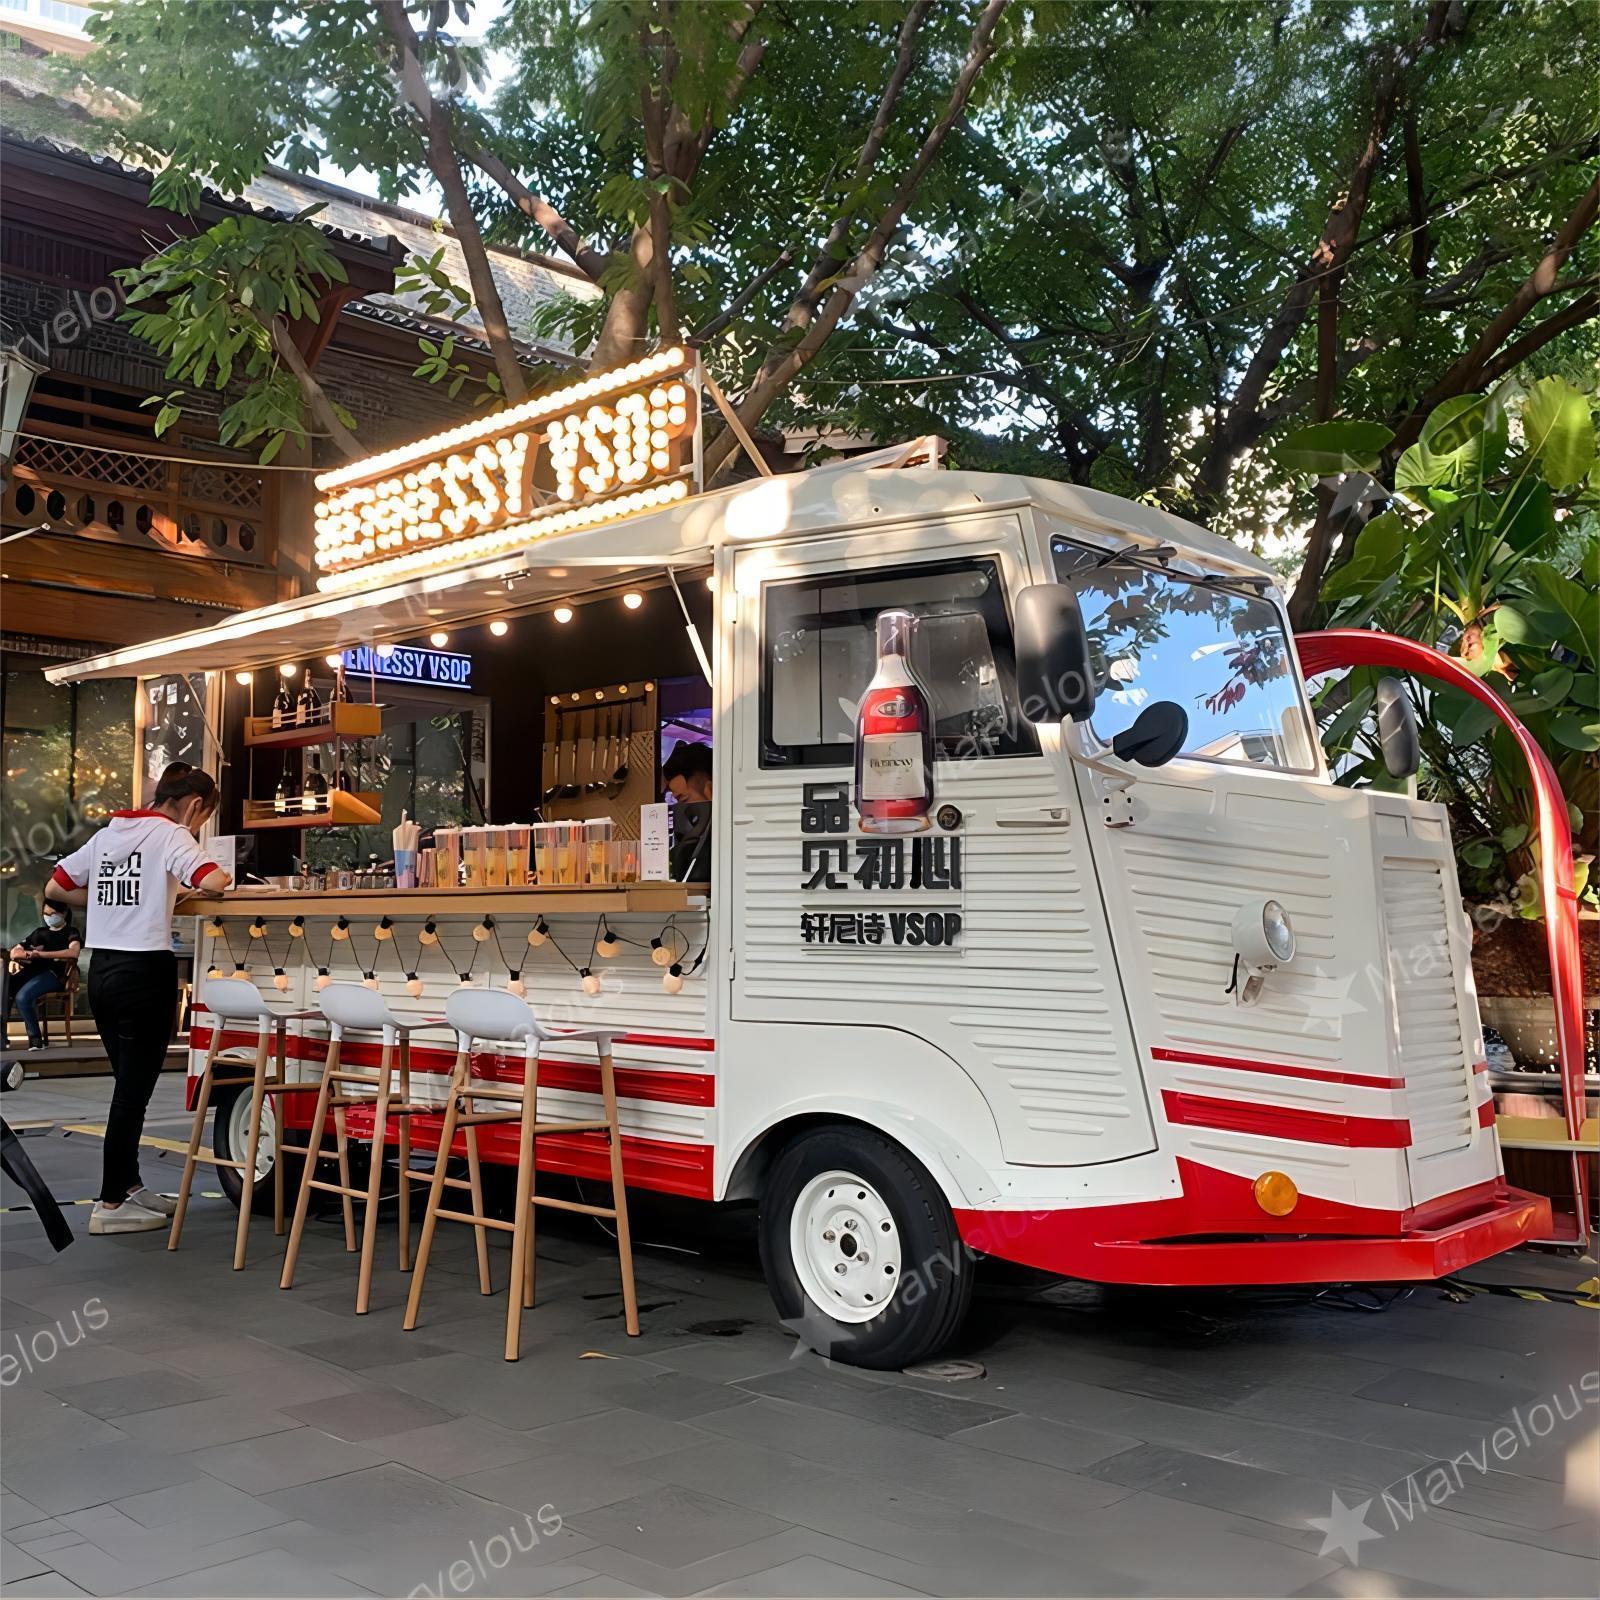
[1297,629,1587,1231]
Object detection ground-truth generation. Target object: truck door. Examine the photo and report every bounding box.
[724,513,1157,1167]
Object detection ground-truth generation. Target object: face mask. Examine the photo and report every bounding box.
[45,914,65,929]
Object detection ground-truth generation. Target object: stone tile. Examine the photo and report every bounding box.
[45,1371,219,1421]
[122,1547,379,1597]
[281,1387,460,1441]
[110,1476,290,1540]
[292,1330,450,1371]
[0,1400,128,1461]
[263,1463,531,1541]
[1,1442,201,1517]
[948,1413,1141,1472]
[186,1427,387,1496]
[1352,1367,1541,1422]
[365,1415,550,1479]
[453,1453,660,1518]
[1,1535,51,1582]
[146,1337,297,1380]
[0,1576,93,1598]
[363,1352,616,1429]
[737,1363,1014,1438]
[111,1396,304,1454]
[568,1484,792,1569]
[523,1408,722,1465]
[697,1553,930,1596]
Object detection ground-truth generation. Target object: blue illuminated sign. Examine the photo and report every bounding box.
[343,645,473,691]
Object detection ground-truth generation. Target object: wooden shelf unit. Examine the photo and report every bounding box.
[242,790,383,830]
[244,702,383,750]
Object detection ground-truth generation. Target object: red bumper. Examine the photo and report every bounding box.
[955,1172,1551,1287]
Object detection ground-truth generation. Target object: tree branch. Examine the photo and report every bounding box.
[270,319,361,457]
[462,144,613,282]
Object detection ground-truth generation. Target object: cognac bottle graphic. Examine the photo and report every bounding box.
[854,608,933,834]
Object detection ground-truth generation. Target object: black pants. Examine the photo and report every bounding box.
[88,950,177,1204]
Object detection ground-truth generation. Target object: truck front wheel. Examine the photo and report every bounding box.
[759,1124,973,1370]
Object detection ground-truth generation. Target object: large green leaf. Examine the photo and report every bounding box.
[1272,421,1394,475]
[1548,710,1600,751]
[1522,376,1596,490]
[1397,395,1508,491]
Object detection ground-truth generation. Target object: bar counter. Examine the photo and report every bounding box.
[186,883,705,917]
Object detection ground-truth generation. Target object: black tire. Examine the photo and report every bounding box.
[759,1123,973,1371]
[209,1082,313,1215]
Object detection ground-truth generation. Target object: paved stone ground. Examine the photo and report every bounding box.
[1,1075,1596,1599]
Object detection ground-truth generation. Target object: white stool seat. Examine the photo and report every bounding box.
[203,977,317,1027]
[319,982,413,1043]
[443,989,616,1053]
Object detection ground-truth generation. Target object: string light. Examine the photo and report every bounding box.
[331,916,350,941]
[405,973,424,997]
[204,919,225,937]
[206,964,224,980]
[315,967,332,990]
[324,653,342,668]
[374,916,394,941]
[248,917,265,939]
[649,937,670,967]
[419,919,439,945]
[232,965,249,979]
[527,919,549,947]
[362,972,380,991]
[595,925,619,958]
[457,971,474,987]
[580,967,601,996]
[663,962,685,995]
[473,916,494,943]
[507,970,525,997]
[288,916,305,938]
[273,968,289,992]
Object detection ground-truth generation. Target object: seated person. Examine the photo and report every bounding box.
[8,901,82,1051]
[662,741,712,882]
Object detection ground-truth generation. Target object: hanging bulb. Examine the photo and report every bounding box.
[527,919,549,947]
[473,916,494,943]
[405,973,424,997]
[457,971,474,988]
[580,967,601,996]
[419,919,439,946]
[362,972,380,991]
[206,964,224,980]
[507,970,526,997]
[288,916,305,939]
[331,916,350,941]
[248,917,265,939]
[204,919,225,937]
[273,969,289,992]
[315,968,332,990]
[662,962,685,995]
[649,937,671,967]
[596,925,619,958]
[374,916,394,941]
[232,966,249,979]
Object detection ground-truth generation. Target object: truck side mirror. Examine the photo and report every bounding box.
[1374,677,1420,780]
[1110,702,1189,768]
[1015,583,1096,724]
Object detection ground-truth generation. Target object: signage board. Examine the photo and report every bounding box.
[342,644,474,691]
[312,349,701,594]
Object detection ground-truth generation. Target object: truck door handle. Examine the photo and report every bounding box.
[996,807,1070,828]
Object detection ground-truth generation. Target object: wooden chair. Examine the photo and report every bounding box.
[279,983,430,1313]
[34,962,80,1045]
[169,978,319,1269]
[403,987,639,1360]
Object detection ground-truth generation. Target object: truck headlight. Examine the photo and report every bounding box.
[1230,899,1296,1005]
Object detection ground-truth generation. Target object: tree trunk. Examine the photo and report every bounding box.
[270,320,362,458]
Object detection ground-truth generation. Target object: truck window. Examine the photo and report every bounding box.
[761,556,1033,767]
[1050,538,1317,771]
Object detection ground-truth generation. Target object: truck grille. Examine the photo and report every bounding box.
[1382,860,1474,1157]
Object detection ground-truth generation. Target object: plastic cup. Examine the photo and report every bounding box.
[484,825,508,888]
[583,819,616,884]
[434,827,462,887]
[505,824,530,887]
[461,826,488,888]
[395,848,418,890]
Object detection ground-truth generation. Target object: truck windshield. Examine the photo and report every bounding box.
[1050,538,1316,771]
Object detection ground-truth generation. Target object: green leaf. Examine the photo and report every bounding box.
[1522,375,1596,490]
[1496,479,1555,552]
[257,432,285,465]
[1272,421,1394,475]
[1500,823,1530,852]
[1492,604,1530,644]
[1436,687,1498,745]
[1548,710,1600,751]
[1527,666,1574,706]
[1461,840,1496,869]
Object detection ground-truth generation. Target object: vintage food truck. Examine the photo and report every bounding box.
[48,349,1550,1368]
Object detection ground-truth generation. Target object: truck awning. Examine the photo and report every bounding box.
[45,527,712,684]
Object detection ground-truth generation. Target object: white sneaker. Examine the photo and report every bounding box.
[126,1186,179,1216]
[89,1199,169,1234]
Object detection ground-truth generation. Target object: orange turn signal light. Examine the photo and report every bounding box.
[1253,1170,1299,1217]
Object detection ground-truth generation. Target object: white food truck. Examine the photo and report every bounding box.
[49,356,1547,1368]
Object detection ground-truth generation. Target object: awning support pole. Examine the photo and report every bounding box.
[700,368,773,479]
[668,568,713,688]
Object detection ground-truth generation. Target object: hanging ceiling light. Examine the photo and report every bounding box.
[622,592,643,611]
[429,630,449,647]
[278,662,299,678]
[553,605,574,625]
[489,619,510,637]
[234,670,253,686]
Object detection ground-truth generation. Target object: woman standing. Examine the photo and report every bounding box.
[50,765,231,1233]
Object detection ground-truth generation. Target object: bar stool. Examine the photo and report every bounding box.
[403,988,640,1360]
[169,977,319,1270]
[279,984,432,1313]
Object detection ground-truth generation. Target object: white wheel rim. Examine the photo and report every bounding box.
[789,1169,903,1324]
[225,1095,275,1183]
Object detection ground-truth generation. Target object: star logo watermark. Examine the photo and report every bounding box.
[1309,1490,1382,1565]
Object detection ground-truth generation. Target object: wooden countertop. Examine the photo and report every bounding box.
[186,884,706,917]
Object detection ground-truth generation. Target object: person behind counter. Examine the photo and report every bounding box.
[662,740,713,882]
[49,764,232,1234]
[7,901,82,1050]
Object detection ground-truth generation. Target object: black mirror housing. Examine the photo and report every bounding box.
[1110,701,1189,768]
[1015,583,1096,724]
[1374,677,1420,780]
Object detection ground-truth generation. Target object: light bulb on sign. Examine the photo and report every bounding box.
[376,644,396,659]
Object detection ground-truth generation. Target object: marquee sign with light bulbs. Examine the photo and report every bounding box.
[312,348,701,594]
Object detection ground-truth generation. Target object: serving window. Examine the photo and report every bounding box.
[760,556,1034,768]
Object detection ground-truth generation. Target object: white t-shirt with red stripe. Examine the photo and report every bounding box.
[52,810,220,953]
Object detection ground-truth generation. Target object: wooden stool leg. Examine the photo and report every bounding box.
[332,1102,357,1252]
[272,1027,287,1237]
[397,1037,413,1272]
[464,1121,493,1296]
[403,1054,466,1332]
[355,1041,394,1314]
[523,1064,538,1310]
[503,1061,539,1361]
[280,1044,338,1290]
[231,1033,271,1271]
[598,1045,640,1336]
[168,1033,220,1251]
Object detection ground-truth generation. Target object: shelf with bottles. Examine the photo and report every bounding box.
[244,700,382,749]
[242,788,383,829]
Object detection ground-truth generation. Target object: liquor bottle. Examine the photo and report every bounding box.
[854,608,933,834]
[331,663,350,703]
[302,752,329,815]
[295,676,322,728]
[271,678,295,730]
[273,763,293,816]
[333,753,353,794]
